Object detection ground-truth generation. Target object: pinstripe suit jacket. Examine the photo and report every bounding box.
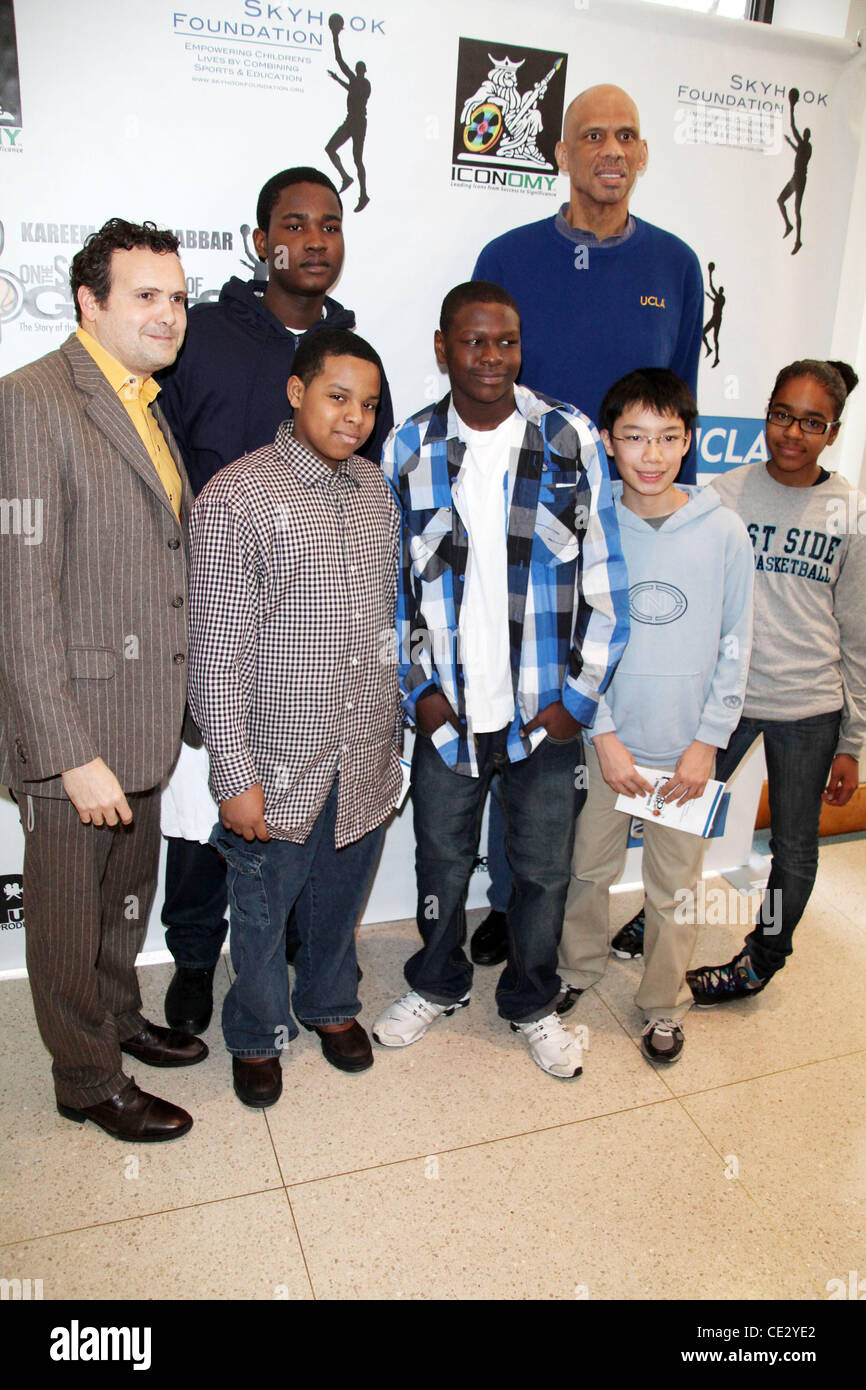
[0,334,195,797]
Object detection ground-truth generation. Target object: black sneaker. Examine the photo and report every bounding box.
[611,909,645,959]
[555,985,583,1017]
[686,948,768,1007]
[640,1018,684,1064]
[470,909,508,966]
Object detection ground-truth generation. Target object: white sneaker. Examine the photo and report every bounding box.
[511,1013,583,1079]
[372,990,470,1048]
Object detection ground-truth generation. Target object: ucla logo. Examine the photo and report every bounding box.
[629,581,687,624]
[640,295,666,308]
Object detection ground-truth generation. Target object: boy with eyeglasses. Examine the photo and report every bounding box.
[557,368,753,1064]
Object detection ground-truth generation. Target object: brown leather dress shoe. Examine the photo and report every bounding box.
[57,1078,193,1142]
[232,1056,282,1108]
[120,1020,208,1067]
[308,1020,373,1074]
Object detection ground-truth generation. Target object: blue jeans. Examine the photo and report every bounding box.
[408,727,585,1023]
[716,709,841,978]
[211,783,384,1057]
[485,776,512,914]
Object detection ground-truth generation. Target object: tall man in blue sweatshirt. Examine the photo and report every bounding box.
[157,167,393,1036]
[473,86,702,464]
[471,85,703,968]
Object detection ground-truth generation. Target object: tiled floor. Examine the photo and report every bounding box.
[1,841,864,1302]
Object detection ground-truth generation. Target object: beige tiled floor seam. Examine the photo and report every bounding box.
[1,848,864,1300]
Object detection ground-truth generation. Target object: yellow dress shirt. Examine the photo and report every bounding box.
[76,327,182,520]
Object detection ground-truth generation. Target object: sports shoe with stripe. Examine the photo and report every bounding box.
[686,948,768,1007]
[640,1018,684,1064]
[511,1013,583,1079]
[372,990,470,1047]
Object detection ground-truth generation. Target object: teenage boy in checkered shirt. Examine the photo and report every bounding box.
[188,328,400,1109]
[374,282,630,1079]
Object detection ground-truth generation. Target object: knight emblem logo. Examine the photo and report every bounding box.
[452,38,567,175]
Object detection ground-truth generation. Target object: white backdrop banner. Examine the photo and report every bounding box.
[1,0,864,970]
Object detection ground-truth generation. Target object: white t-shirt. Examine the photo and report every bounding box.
[453,411,522,732]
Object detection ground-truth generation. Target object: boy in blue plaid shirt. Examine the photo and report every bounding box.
[374,282,629,1078]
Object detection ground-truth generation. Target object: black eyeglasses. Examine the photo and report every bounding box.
[766,408,839,437]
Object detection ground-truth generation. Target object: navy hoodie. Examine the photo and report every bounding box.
[157,276,394,496]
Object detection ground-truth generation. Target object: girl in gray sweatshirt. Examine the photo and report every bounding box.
[688,358,866,1005]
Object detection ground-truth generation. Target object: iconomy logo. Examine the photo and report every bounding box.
[640,295,666,308]
[451,36,567,194]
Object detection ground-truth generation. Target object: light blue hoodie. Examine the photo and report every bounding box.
[589,483,754,765]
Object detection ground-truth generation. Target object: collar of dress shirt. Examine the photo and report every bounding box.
[553,205,636,248]
[274,418,361,489]
[75,326,160,405]
[424,382,550,448]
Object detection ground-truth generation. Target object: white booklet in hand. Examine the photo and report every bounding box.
[614,768,727,838]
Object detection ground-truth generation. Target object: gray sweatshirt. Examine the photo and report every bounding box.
[711,463,866,758]
[590,483,754,764]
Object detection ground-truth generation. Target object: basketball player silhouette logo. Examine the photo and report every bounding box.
[777,88,811,255]
[239,224,268,281]
[325,13,371,213]
[702,261,725,369]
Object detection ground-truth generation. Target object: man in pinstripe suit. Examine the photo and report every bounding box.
[0,219,207,1142]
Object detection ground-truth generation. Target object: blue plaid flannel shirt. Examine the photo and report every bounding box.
[381,384,630,776]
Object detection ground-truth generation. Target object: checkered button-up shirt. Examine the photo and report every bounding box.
[382,385,630,776]
[188,421,402,845]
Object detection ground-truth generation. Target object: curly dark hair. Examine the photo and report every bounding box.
[69,218,180,323]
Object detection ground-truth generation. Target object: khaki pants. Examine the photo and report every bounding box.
[559,742,705,1022]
